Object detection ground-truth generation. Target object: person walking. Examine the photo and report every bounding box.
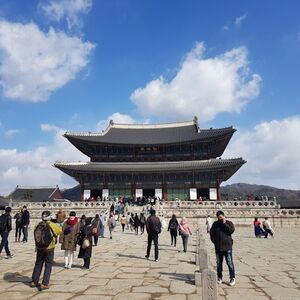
[99,212,106,238]
[134,213,140,235]
[92,214,102,246]
[21,206,30,243]
[78,217,93,269]
[120,214,127,232]
[31,211,62,290]
[145,209,161,261]
[107,213,115,239]
[60,211,80,269]
[210,210,236,286]
[14,208,23,242]
[178,217,192,252]
[263,217,274,238]
[0,206,13,259]
[168,214,179,247]
[253,217,265,238]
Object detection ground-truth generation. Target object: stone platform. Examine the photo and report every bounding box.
[0,225,299,299]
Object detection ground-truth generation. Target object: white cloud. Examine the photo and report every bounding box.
[0,124,87,196]
[96,112,149,132]
[130,42,261,122]
[4,129,21,137]
[0,20,95,102]
[224,116,300,190]
[235,13,248,26]
[39,0,92,30]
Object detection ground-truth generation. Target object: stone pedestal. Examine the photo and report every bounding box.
[201,269,218,300]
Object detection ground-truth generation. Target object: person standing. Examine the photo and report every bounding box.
[210,210,236,286]
[120,214,127,232]
[31,211,62,290]
[60,211,80,269]
[14,208,23,242]
[263,217,274,238]
[0,207,13,258]
[145,209,161,261]
[21,205,30,243]
[134,213,140,235]
[99,212,106,238]
[140,213,146,235]
[167,214,179,247]
[206,215,213,233]
[92,214,102,246]
[78,217,93,269]
[178,217,192,252]
[253,217,265,238]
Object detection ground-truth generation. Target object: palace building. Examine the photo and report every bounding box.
[54,117,245,201]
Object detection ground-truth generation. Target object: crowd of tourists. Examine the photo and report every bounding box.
[0,203,276,291]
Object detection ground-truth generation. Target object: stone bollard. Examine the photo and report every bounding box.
[199,248,209,272]
[202,269,218,300]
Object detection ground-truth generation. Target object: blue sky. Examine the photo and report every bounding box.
[0,0,300,195]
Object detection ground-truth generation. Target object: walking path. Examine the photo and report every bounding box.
[0,225,300,299]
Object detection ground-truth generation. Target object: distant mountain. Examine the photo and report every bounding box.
[61,183,300,208]
[221,183,300,208]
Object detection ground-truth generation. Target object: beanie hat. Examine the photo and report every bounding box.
[42,210,51,221]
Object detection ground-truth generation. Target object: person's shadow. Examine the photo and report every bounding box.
[3,272,32,286]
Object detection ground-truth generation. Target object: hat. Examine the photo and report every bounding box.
[42,210,51,221]
[69,211,76,216]
[5,206,11,213]
[50,212,57,220]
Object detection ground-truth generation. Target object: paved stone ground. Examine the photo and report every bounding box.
[0,225,300,299]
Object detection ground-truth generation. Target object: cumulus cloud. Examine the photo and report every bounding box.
[0,123,87,196]
[96,112,149,132]
[130,42,261,122]
[224,116,300,190]
[39,0,92,30]
[235,13,248,26]
[0,20,95,102]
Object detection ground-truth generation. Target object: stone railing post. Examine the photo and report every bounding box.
[202,268,218,300]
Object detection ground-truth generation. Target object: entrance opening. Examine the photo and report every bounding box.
[91,189,102,199]
[143,189,155,197]
[197,188,209,200]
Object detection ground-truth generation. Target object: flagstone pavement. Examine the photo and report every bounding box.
[0,224,299,300]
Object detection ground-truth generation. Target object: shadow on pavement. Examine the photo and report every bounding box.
[3,272,31,286]
[160,272,194,284]
[117,253,148,260]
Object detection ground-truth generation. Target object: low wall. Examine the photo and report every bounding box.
[9,200,300,227]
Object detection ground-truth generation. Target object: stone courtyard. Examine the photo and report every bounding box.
[0,224,299,300]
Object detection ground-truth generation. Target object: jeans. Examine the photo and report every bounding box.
[22,225,29,242]
[15,224,22,240]
[216,250,235,280]
[140,224,145,234]
[0,231,11,256]
[32,248,54,285]
[181,233,189,252]
[146,234,159,260]
[93,235,99,246]
[170,229,177,246]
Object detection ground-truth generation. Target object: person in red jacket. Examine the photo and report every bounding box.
[210,210,236,286]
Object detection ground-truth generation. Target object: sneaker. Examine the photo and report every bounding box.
[217,278,222,284]
[155,258,159,262]
[229,278,236,286]
[6,255,13,259]
[145,255,149,260]
[39,284,50,291]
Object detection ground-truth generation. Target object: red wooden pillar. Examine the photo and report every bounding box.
[131,182,136,199]
[217,181,221,201]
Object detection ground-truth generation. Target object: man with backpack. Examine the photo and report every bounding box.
[31,211,62,291]
[0,206,13,259]
[145,209,161,261]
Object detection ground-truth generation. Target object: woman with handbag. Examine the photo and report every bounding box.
[92,214,102,246]
[60,211,80,269]
[78,217,93,269]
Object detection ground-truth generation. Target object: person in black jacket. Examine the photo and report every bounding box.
[78,217,93,269]
[167,214,179,247]
[210,210,236,286]
[21,206,30,243]
[0,206,13,258]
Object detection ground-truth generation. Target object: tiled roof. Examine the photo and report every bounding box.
[54,158,245,173]
[64,119,235,145]
[8,186,60,202]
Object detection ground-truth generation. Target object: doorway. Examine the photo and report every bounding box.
[143,189,155,197]
[197,188,209,200]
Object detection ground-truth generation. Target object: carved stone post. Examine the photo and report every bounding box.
[202,269,218,300]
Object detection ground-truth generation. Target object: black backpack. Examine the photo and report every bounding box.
[153,223,161,234]
[34,221,55,248]
[0,214,7,233]
[169,220,177,230]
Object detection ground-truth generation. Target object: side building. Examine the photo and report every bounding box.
[54,117,246,201]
